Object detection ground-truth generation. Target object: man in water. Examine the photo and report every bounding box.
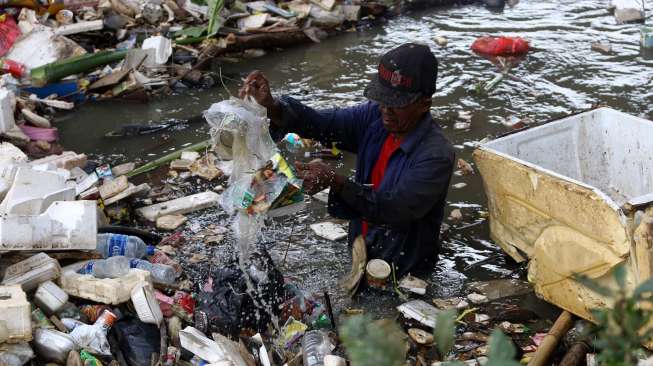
[240,43,455,277]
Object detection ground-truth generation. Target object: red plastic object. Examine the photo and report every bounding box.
[1,59,26,78]
[174,291,195,314]
[471,36,530,57]
[18,124,59,142]
[0,15,21,57]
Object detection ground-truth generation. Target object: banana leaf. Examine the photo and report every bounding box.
[207,0,225,37]
[127,139,212,178]
[30,50,128,87]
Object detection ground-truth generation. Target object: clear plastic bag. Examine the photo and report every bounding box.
[204,97,304,261]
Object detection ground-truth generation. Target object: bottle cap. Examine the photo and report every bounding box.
[147,245,155,256]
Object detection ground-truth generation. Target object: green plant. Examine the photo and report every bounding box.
[434,309,520,366]
[207,0,225,37]
[575,264,653,366]
[340,315,406,366]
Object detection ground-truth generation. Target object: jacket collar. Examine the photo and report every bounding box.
[397,112,433,154]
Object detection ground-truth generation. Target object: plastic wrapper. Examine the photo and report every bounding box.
[0,343,34,366]
[0,15,20,57]
[62,318,112,356]
[113,318,161,366]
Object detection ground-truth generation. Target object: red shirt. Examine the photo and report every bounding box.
[361,134,403,237]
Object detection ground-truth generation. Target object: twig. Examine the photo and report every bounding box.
[391,263,407,300]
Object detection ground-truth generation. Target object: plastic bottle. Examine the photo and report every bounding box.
[96,233,155,259]
[302,330,332,366]
[0,59,27,79]
[80,256,131,278]
[128,258,177,285]
[80,257,177,284]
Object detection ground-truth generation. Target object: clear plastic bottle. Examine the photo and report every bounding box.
[80,257,176,284]
[96,233,155,259]
[302,330,332,366]
[80,256,131,278]
[128,258,177,285]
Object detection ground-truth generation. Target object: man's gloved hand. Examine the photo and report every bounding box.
[295,160,343,195]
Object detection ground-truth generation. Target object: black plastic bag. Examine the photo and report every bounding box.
[195,250,286,337]
[112,317,160,366]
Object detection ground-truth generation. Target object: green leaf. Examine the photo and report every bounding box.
[175,26,207,38]
[207,0,225,37]
[434,309,457,358]
[633,277,653,298]
[614,264,627,288]
[340,315,406,366]
[485,330,522,366]
[573,273,615,297]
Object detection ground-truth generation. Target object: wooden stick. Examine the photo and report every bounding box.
[528,310,574,366]
[559,342,591,366]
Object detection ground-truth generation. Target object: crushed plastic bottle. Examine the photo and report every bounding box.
[302,330,332,366]
[96,233,155,259]
[80,256,177,284]
[129,258,177,285]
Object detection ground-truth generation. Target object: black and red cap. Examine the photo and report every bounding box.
[364,43,438,108]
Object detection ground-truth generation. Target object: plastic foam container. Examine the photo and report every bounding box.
[34,280,68,315]
[0,285,32,343]
[1,253,61,291]
[130,282,163,326]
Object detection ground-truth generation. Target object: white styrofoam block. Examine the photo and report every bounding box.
[0,200,97,251]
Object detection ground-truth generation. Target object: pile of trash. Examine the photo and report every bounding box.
[0,133,340,365]
[0,0,389,142]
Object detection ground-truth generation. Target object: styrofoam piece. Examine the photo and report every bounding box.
[2,253,61,291]
[0,285,32,343]
[0,164,18,203]
[0,142,27,166]
[310,221,347,241]
[34,281,68,315]
[474,108,653,330]
[6,28,86,69]
[0,166,75,215]
[179,326,249,366]
[397,300,440,329]
[30,151,87,171]
[60,261,152,305]
[103,183,150,206]
[0,200,98,251]
[481,108,653,208]
[130,282,163,326]
[0,88,17,134]
[98,175,129,199]
[141,35,172,65]
[136,191,220,221]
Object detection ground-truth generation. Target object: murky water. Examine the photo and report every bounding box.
[59,0,653,315]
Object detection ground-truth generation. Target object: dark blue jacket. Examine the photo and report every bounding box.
[275,96,455,276]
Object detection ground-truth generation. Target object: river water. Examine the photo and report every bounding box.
[58,0,653,315]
